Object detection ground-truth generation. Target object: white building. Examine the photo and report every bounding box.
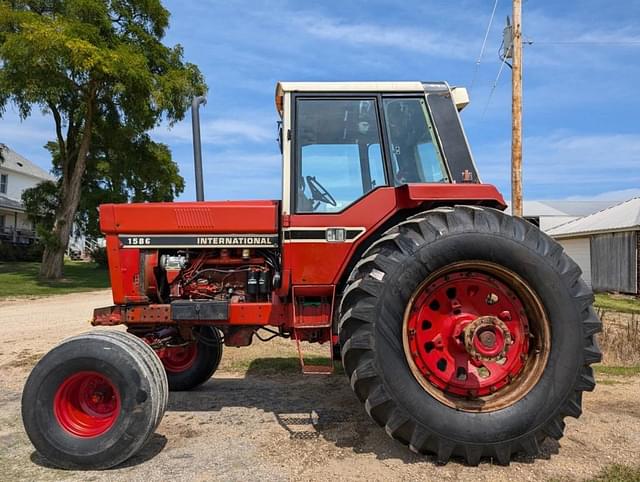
[514,200,615,233]
[0,145,55,245]
[548,198,640,294]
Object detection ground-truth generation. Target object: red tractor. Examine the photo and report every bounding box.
[22,81,601,469]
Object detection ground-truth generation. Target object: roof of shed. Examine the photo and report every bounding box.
[509,200,616,217]
[547,197,640,238]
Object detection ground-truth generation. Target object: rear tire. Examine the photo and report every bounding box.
[339,206,601,465]
[22,330,168,470]
[161,326,223,391]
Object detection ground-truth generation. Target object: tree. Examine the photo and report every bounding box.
[0,1,206,278]
[23,130,184,242]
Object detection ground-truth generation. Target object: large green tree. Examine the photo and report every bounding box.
[0,0,206,278]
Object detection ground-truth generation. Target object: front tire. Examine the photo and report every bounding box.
[339,206,601,465]
[22,330,168,470]
[159,326,223,391]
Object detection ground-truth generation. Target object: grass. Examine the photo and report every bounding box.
[595,293,640,314]
[594,365,640,377]
[0,260,109,298]
[587,464,640,482]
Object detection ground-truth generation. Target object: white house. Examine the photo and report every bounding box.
[0,144,55,245]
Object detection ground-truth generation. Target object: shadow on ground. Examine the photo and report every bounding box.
[30,434,168,470]
[167,356,559,467]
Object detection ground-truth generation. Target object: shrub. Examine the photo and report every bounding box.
[0,241,44,262]
[89,246,108,268]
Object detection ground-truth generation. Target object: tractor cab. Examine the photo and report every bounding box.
[275,81,477,216]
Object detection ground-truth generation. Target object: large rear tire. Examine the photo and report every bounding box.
[22,330,168,470]
[339,206,601,465]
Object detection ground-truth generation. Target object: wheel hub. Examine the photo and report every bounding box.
[159,343,198,373]
[405,269,531,399]
[53,371,120,438]
[464,315,512,361]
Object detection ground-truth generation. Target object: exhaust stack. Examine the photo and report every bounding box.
[191,96,207,201]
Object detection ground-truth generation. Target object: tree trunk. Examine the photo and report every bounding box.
[39,87,96,280]
[40,244,66,279]
[39,192,81,279]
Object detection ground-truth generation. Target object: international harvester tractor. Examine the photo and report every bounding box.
[22,81,601,469]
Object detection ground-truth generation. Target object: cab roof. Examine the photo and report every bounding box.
[275,81,468,116]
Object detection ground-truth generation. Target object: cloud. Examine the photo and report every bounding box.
[153,117,276,146]
[564,188,640,201]
[291,13,475,61]
[475,132,640,197]
[0,111,54,144]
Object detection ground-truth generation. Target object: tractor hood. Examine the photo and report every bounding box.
[100,200,279,235]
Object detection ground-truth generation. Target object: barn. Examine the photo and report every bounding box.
[547,198,640,295]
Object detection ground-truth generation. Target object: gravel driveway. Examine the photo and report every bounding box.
[1,291,638,481]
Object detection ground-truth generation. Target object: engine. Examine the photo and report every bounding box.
[143,248,280,303]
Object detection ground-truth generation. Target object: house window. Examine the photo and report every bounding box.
[0,214,5,229]
[0,174,7,194]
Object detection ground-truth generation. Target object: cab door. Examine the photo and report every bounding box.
[282,95,396,286]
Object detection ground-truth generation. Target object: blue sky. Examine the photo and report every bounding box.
[1,0,639,202]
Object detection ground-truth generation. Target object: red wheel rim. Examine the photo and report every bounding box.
[53,371,120,438]
[160,343,198,373]
[403,261,550,412]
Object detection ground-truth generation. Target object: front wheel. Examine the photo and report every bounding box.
[158,326,223,391]
[22,330,168,470]
[339,206,601,465]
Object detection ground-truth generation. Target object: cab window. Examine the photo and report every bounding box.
[295,99,386,213]
[383,97,449,184]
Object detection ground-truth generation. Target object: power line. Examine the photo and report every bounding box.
[480,43,510,119]
[470,0,500,92]
[527,40,640,46]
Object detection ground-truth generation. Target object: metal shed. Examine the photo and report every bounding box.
[547,198,640,295]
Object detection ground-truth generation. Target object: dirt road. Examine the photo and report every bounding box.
[1,291,639,481]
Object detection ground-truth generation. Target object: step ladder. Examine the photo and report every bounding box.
[292,285,335,375]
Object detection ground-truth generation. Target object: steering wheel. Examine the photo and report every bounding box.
[306,175,337,208]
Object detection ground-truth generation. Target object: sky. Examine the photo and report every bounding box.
[1,0,640,203]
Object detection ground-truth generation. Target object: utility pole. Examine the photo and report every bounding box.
[511,0,523,216]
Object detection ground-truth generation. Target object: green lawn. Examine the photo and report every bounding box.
[594,293,640,314]
[0,260,110,298]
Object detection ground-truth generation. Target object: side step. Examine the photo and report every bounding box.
[292,285,335,375]
[295,334,334,375]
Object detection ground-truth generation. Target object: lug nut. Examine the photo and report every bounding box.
[498,310,512,321]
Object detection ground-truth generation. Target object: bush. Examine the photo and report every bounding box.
[0,241,44,262]
[89,245,108,267]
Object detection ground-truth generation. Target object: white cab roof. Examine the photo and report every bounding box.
[277,81,426,94]
[274,81,470,115]
[276,81,426,116]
